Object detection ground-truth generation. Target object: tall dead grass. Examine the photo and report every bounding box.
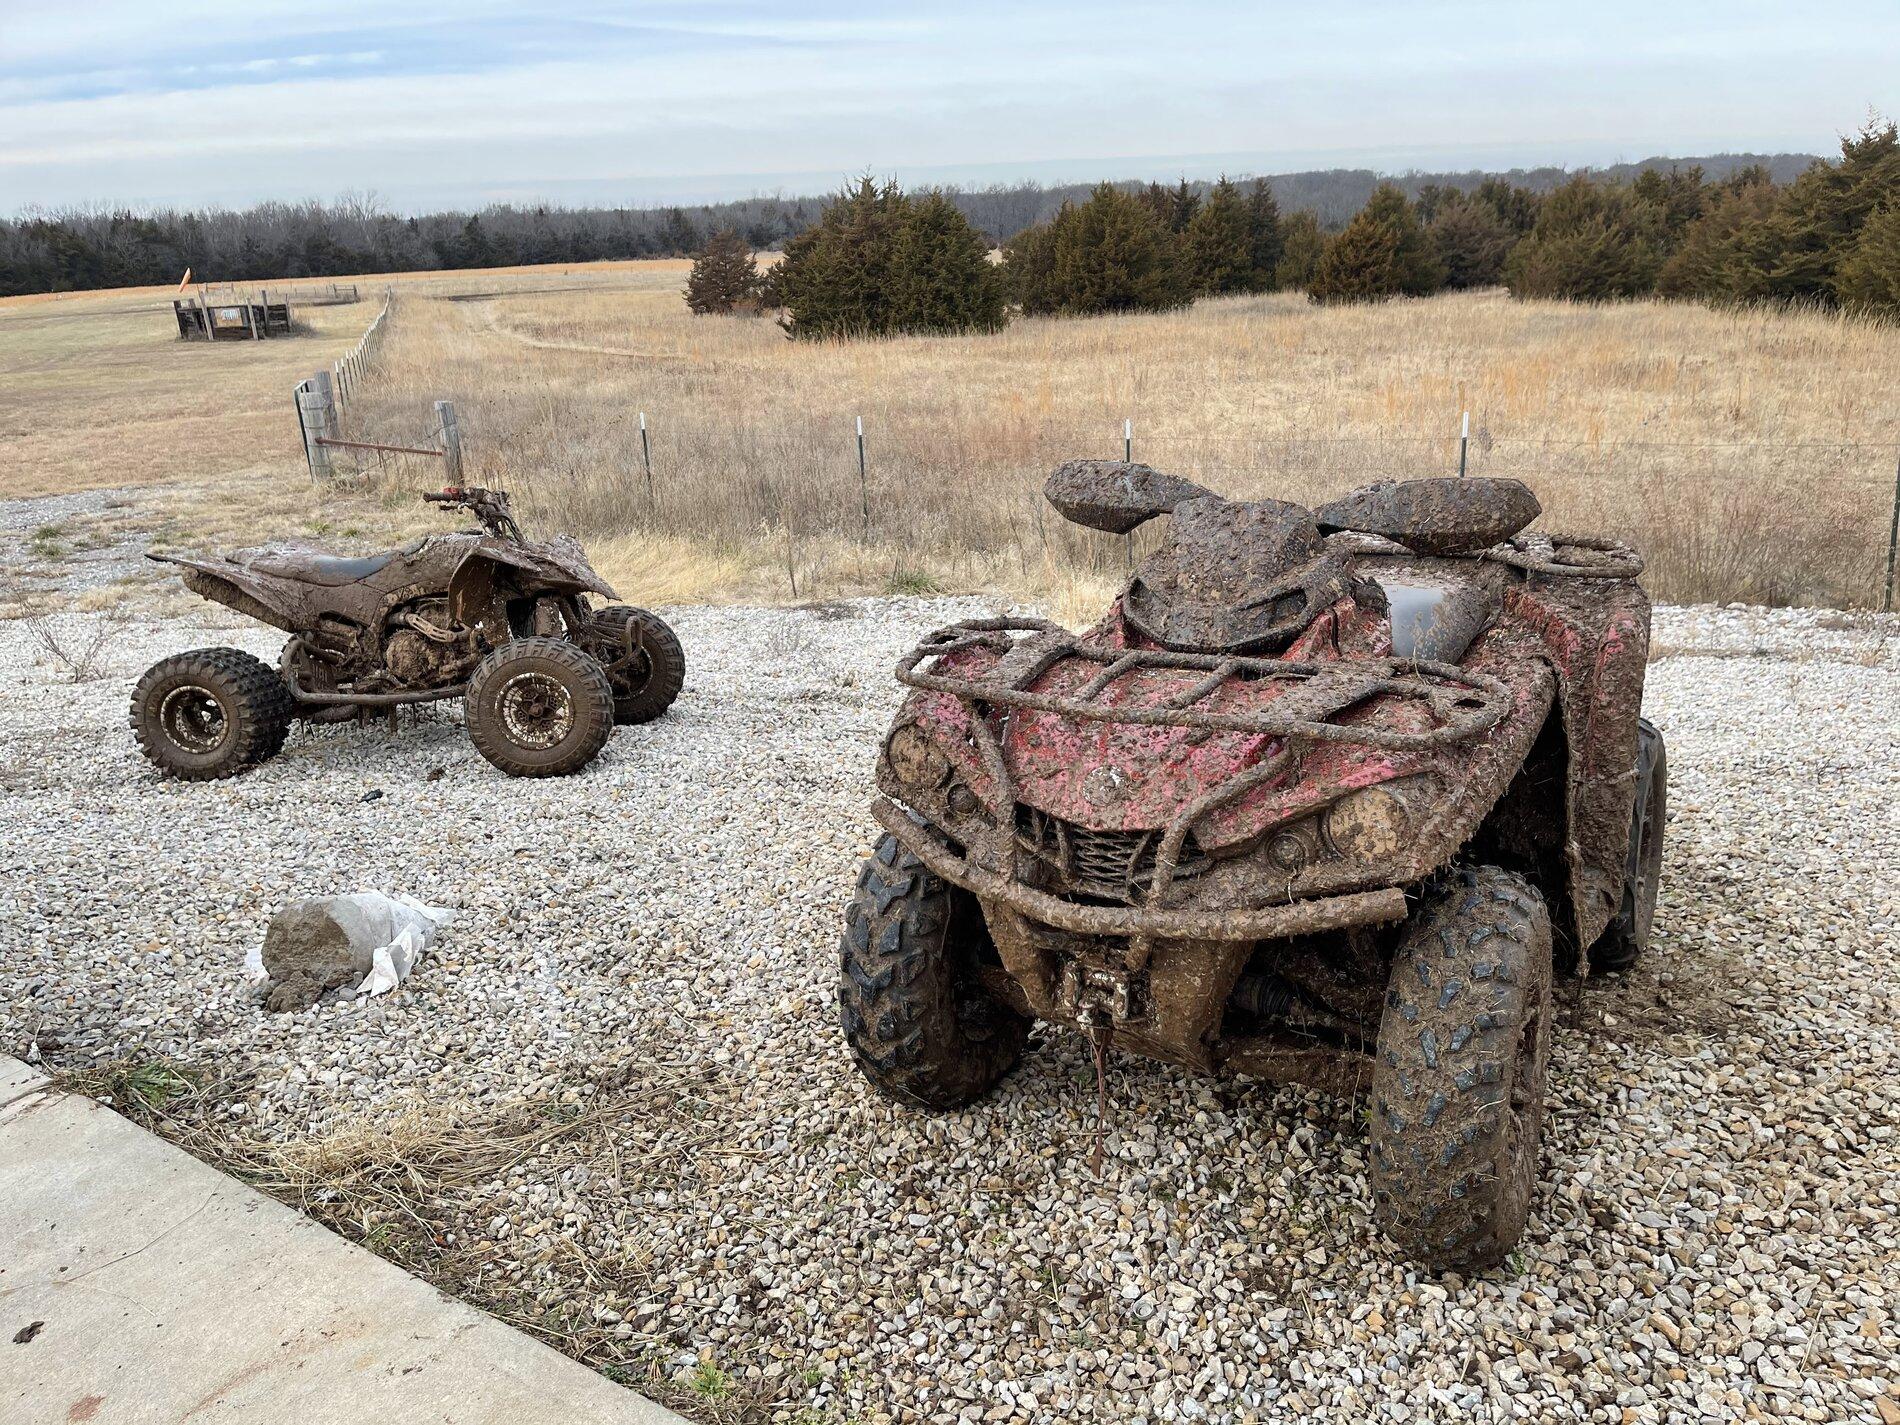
[339,269,1897,608]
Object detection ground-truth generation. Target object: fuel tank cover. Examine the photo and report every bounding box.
[1380,579,1499,663]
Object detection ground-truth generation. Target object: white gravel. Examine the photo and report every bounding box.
[3,597,1896,1425]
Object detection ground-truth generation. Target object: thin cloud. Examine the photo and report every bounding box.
[1,2,1891,212]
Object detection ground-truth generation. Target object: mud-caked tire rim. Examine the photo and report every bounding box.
[157,685,229,755]
[464,637,614,777]
[496,671,573,749]
[1368,863,1554,1272]
[129,647,295,781]
[837,829,1030,1110]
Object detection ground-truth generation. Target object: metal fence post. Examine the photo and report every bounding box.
[436,400,463,483]
[1883,450,1899,613]
[639,411,653,503]
[856,415,869,539]
[1458,410,1470,477]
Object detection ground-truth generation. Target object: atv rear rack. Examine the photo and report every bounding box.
[894,619,1516,963]
[897,618,1513,751]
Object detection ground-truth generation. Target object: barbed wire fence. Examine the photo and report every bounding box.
[517,409,1896,610]
[288,285,1900,610]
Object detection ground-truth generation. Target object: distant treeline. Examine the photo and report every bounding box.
[727,119,1900,337]
[0,151,1820,298]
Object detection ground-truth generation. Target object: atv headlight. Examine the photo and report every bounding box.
[1322,786,1412,861]
[884,723,951,792]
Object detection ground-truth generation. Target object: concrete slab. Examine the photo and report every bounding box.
[0,1055,686,1425]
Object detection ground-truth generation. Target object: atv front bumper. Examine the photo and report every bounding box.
[873,797,1406,942]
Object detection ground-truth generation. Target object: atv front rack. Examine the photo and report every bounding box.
[897,618,1513,750]
[894,619,1514,963]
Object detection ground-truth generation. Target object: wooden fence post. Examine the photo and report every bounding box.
[297,377,336,478]
[436,401,463,483]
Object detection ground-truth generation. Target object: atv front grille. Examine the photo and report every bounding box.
[1015,805,1208,903]
[898,617,1513,950]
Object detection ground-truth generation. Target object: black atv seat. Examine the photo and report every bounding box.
[244,551,396,586]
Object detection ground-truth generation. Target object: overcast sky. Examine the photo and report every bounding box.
[3,1,1894,214]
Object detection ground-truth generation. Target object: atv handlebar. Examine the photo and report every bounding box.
[424,486,520,541]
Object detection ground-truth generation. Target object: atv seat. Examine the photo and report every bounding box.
[242,551,396,586]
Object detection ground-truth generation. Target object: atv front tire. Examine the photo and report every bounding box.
[588,605,685,725]
[130,647,294,781]
[464,637,615,777]
[1589,718,1667,973]
[1369,865,1554,1272]
[839,831,1029,1109]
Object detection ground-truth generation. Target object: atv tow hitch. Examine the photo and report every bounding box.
[1061,963,1138,1175]
[1078,1009,1115,1176]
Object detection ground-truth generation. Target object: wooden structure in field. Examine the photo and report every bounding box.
[174,293,293,340]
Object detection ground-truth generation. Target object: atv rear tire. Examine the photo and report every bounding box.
[1369,865,1554,1272]
[1588,718,1666,973]
[130,647,294,781]
[464,637,615,777]
[839,831,1029,1109]
[588,605,685,725]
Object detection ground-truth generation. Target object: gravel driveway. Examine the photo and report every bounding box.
[3,598,1896,1425]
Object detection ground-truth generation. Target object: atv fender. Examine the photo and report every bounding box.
[147,553,302,633]
[447,536,617,624]
[1482,579,1652,957]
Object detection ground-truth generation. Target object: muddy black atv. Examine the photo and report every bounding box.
[840,463,1665,1271]
[131,487,683,779]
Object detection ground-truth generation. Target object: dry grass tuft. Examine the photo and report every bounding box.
[53,1050,774,1420]
[20,604,128,681]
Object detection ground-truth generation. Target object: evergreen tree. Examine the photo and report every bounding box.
[1004,209,1064,314]
[764,177,1003,338]
[1275,211,1325,290]
[1138,182,1174,231]
[1504,176,1664,300]
[1835,202,1900,315]
[1245,179,1285,289]
[1053,183,1186,313]
[1308,212,1401,303]
[765,177,908,338]
[1169,178,1201,233]
[1367,184,1444,294]
[1473,177,1542,235]
[1655,173,1778,299]
[1309,184,1442,302]
[1185,177,1257,295]
[888,190,1006,333]
[684,228,761,314]
[1723,117,1900,304]
[1428,193,1518,289]
[659,207,701,255]
[1005,184,1185,315]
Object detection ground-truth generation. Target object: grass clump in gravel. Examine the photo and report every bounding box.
[57,1057,206,1116]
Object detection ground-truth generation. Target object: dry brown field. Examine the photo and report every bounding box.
[5,259,1895,615]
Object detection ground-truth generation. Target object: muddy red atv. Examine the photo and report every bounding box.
[131,487,683,780]
[840,462,1664,1271]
